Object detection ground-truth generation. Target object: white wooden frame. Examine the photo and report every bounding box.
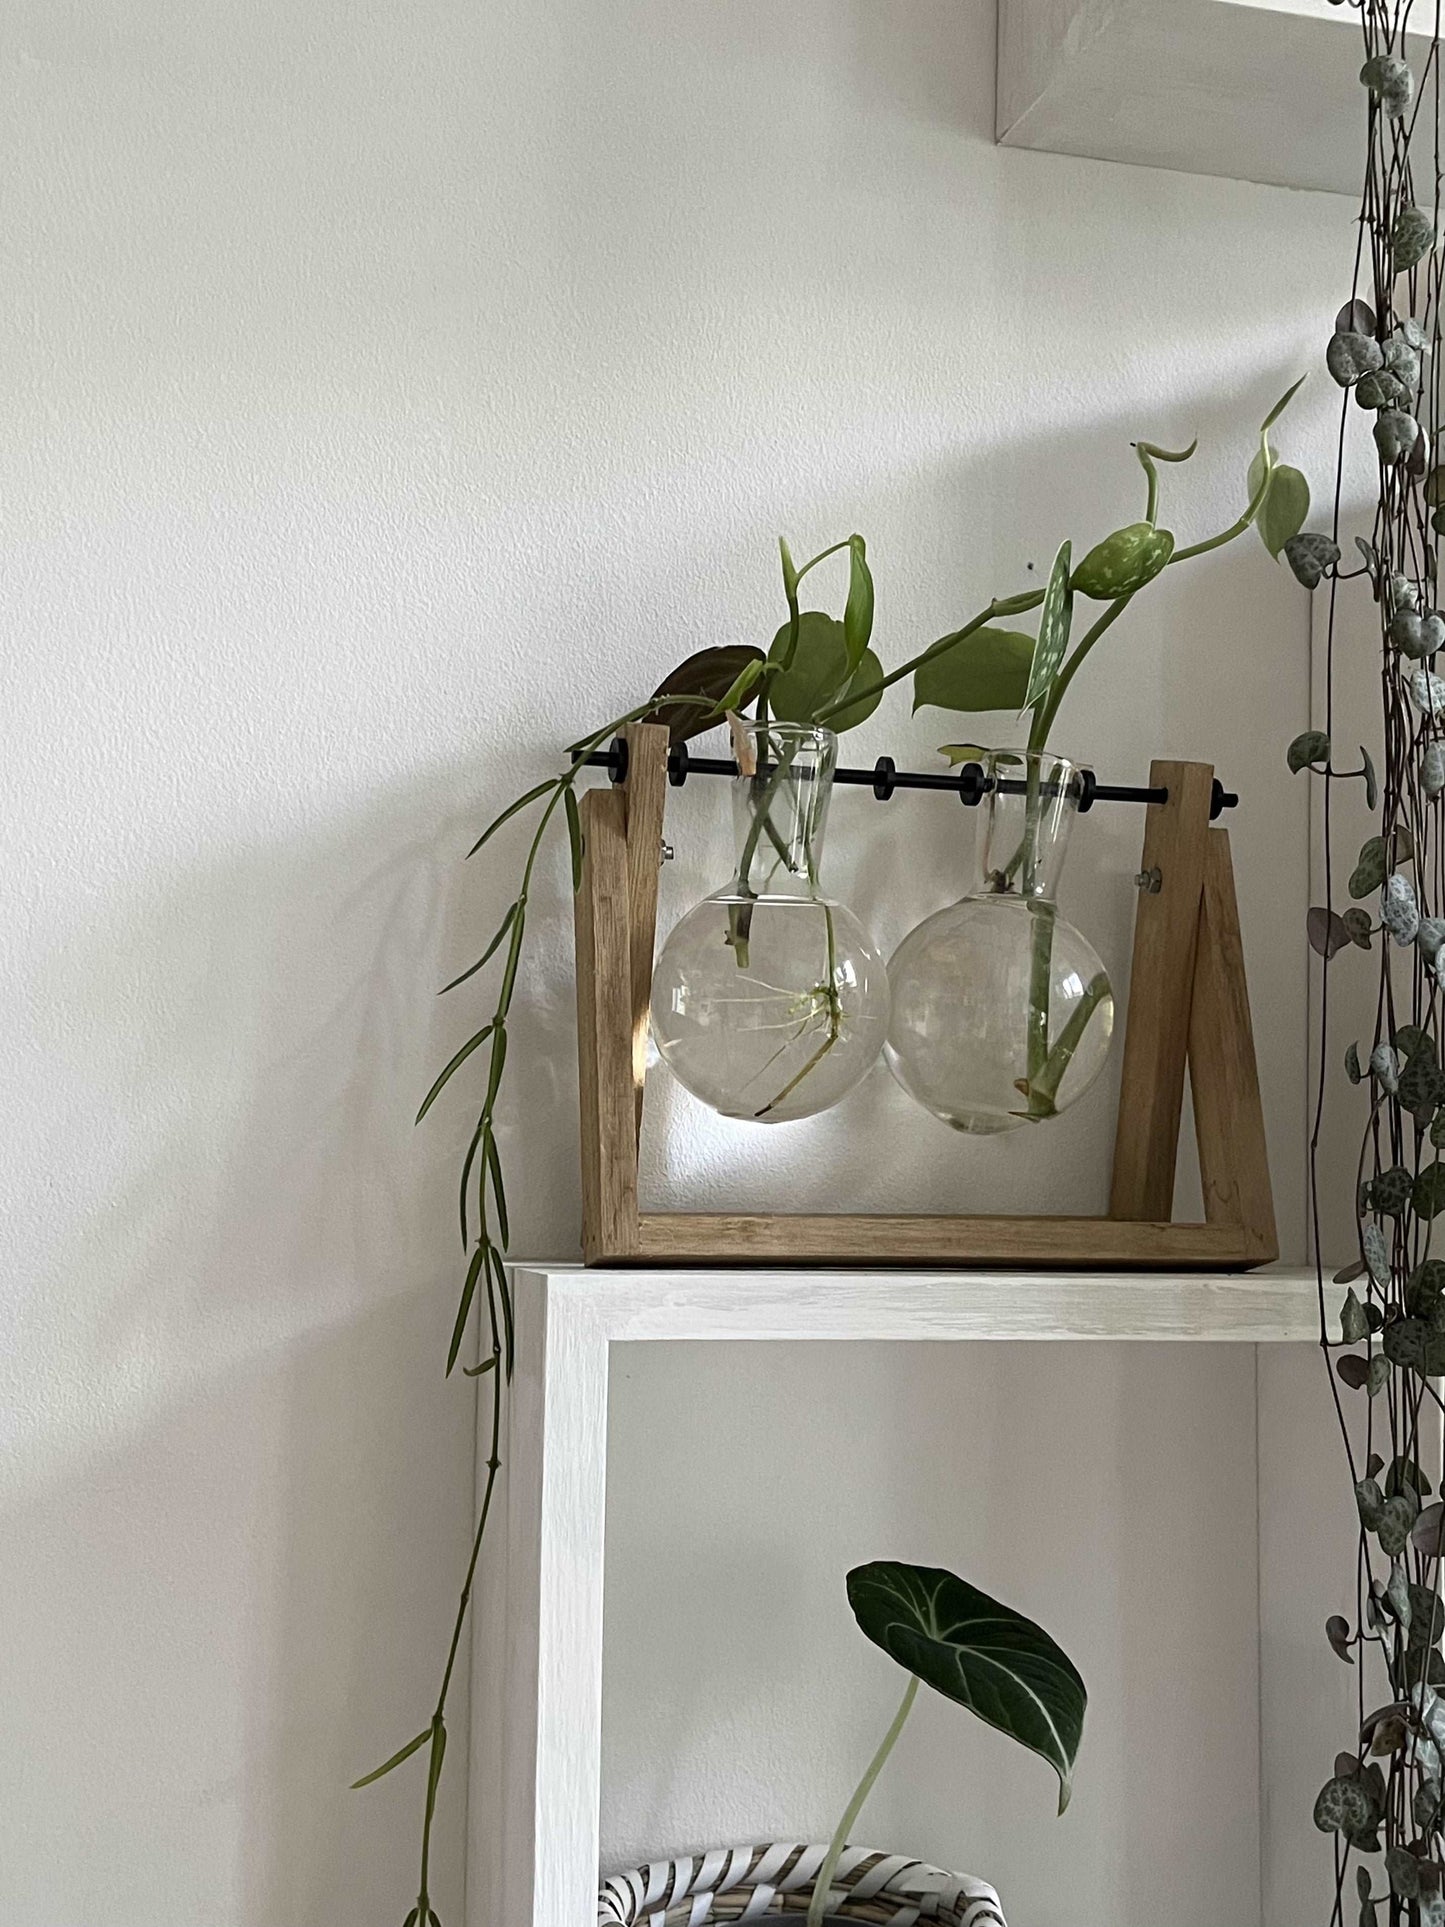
[469,1262,1334,1927]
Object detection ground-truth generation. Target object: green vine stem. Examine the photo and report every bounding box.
[804,1674,919,1927]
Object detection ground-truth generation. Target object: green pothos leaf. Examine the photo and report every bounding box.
[1024,542,1073,715]
[1260,465,1311,559]
[914,628,1036,715]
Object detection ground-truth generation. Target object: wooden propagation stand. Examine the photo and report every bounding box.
[573,723,1277,1269]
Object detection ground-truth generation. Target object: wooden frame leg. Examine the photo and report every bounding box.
[575,786,640,1261]
[1109,760,1217,1223]
[1188,828,1278,1263]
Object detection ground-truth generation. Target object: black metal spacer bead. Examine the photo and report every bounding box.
[956,761,987,807]
[1210,778,1237,821]
[871,756,897,801]
[603,736,630,784]
[1076,768,1098,815]
[667,742,689,787]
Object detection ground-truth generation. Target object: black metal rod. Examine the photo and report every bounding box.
[575,741,1239,820]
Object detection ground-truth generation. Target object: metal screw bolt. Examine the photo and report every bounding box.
[660,841,675,864]
[1134,866,1162,894]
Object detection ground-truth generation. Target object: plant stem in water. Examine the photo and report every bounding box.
[805,1675,919,1927]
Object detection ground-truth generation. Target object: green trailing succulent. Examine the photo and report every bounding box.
[368,400,1305,1924]
[1278,9,1445,1920]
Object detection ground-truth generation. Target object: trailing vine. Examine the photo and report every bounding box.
[1286,4,1445,1919]
[366,418,1307,1921]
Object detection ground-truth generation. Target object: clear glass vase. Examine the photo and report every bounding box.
[885,749,1114,1134]
[650,722,890,1123]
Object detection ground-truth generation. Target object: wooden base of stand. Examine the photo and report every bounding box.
[574,725,1278,1271]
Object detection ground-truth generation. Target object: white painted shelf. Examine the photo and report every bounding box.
[469,1263,1326,1927]
[997,0,1436,197]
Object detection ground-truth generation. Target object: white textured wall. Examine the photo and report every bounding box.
[3,0,1356,1922]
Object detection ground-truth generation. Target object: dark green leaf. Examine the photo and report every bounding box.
[843,535,874,674]
[1328,1614,1355,1663]
[416,1025,494,1124]
[1343,908,1373,949]
[914,628,1036,715]
[1288,730,1331,773]
[1372,1163,1410,1212]
[1308,908,1350,959]
[1350,837,1388,899]
[1342,1289,1370,1343]
[466,780,556,859]
[463,1355,497,1378]
[564,786,584,893]
[351,1728,431,1788]
[1315,1772,1373,1834]
[1285,533,1341,589]
[1025,543,1073,713]
[1417,1165,1445,1219]
[650,646,767,742]
[847,1561,1086,1814]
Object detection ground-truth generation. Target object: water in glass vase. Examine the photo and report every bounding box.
[885,749,1114,1134]
[650,723,890,1123]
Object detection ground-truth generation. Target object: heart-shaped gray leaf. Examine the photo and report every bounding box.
[1329,330,1385,385]
[1382,874,1421,945]
[1339,298,1379,336]
[1288,729,1331,773]
[1394,205,1439,273]
[847,1562,1086,1815]
[1315,1772,1374,1834]
[1342,1288,1371,1343]
[1352,838,1389,899]
[1285,533,1341,589]
[1364,1222,1390,1285]
[1377,410,1422,462]
[1308,907,1351,959]
[1412,671,1445,716]
[1426,745,1445,796]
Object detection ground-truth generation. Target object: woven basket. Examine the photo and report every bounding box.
[598,1844,1007,1926]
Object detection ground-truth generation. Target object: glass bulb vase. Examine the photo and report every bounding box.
[650,722,890,1123]
[885,749,1114,1135]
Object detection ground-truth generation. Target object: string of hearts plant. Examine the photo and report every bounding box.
[1282,6,1445,1921]
[362,404,1308,1926]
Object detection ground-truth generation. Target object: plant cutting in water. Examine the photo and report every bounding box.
[369,396,1307,1923]
[802,1562,1085,1927]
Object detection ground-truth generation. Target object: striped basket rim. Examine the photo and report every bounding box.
[598,1844,1007,1926]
